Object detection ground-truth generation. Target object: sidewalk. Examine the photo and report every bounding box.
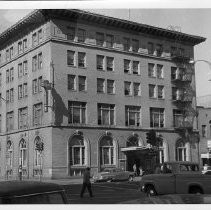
[43,176,142,185]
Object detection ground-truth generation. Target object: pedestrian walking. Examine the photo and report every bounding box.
[133,163,137,176]
[80,167,93,198]
[139,166,143,176]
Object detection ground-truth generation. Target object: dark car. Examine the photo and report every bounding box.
[0,181,69,204]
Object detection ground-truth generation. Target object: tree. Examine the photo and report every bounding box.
[146,130,162,147]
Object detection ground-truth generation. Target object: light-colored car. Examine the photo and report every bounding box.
[0,181,69,204]
[93,168,135,182]
[202,166,211,175]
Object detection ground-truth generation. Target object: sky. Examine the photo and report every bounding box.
[1,1,211,98]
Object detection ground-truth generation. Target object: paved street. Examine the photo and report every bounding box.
[61,181,211,204]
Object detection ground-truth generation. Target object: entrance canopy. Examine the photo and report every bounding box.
[201,153,211,159]
[121,145,155,156]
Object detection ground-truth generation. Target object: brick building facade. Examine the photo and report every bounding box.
[0,9,205,179]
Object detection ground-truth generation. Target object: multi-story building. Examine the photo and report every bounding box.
[197,106,211,166]
[0,9,206,179]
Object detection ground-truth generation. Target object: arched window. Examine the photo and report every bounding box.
[69,135,86,166]
[127,136,139,147]
[34,136,42,167]
[6,141,13,167]
[158,140,164,164]
[176,140,187,161]
[100,136,115,166]
[19,139,27,167]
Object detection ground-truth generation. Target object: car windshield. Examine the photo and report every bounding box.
[180,164,199,172]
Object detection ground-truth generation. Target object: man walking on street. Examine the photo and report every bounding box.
[80,167,93,198]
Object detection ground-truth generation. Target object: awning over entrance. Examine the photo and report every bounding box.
[201,153,211,159]
[121,146,150,152]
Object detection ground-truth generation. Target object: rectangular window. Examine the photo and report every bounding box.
[10,68,14,82]
[6,49,9,61]
[10,47,13,59]
[18,63,23,77]
[158,85,164,99]
[18,84,23,99]
[157,64,163,78]
[156,44,163,57]
[32,33,37,46]
[77,28,86,43]
[6,111,14,131]
[124,59,130,74]
[18,41,23,54]
[32,55,37,71]
[132,39,139,52]
[23,61,28,75]
[10,88,14,103]
[148,63,155,77]
[148,42,154,55]
[67,50,75,66]
[173,109,183,127]
[38,76,43,92]
[96,32,104,46]
[171,67,177,80]
[6,69,9,83]
[78,76,86,91]
[78,52,86,68]
[6,90,9,103]
[202,125,207,138]
[19,107,28,129]
[23,39,27,51]
[123,37,130,51]
[133,83,141,96]
[32,79,38,94]
[38,29,42,43]
[106,57,114,71]
[23,83,28,97]
[33,103,43,126]
[38,53,42,69]
[68,101,86,124]
[105,34,114,48]
[98,103,115,125]
[125,106,141,127]
[97,55,104,70]
[149,84,156,98]
[171,46,177,57]
[97,78,105,93]
[150,108,165,128]
[124,81,132,96]
[67,26,75,41]
[107,79,115,94]
[132,61,139,75]
[68,74,76,90]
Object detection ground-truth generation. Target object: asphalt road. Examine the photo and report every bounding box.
[63,181,211,204]
[64,181,145,204]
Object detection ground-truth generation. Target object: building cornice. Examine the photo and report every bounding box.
[0,9,206,48]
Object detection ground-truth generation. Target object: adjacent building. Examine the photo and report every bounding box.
[0,9,206,179]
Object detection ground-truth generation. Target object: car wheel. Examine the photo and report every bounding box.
[146,185,157,197]
[128,175,133,182]
[189,187,203,194]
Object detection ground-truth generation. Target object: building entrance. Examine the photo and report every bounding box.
[121,146,159,175]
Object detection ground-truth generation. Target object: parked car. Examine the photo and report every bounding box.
[93,168,135,182]
[140,161,211,197]
[202,166,211,175]
[0,181,69,204]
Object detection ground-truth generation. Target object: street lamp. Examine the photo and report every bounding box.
[189,59,211,81]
